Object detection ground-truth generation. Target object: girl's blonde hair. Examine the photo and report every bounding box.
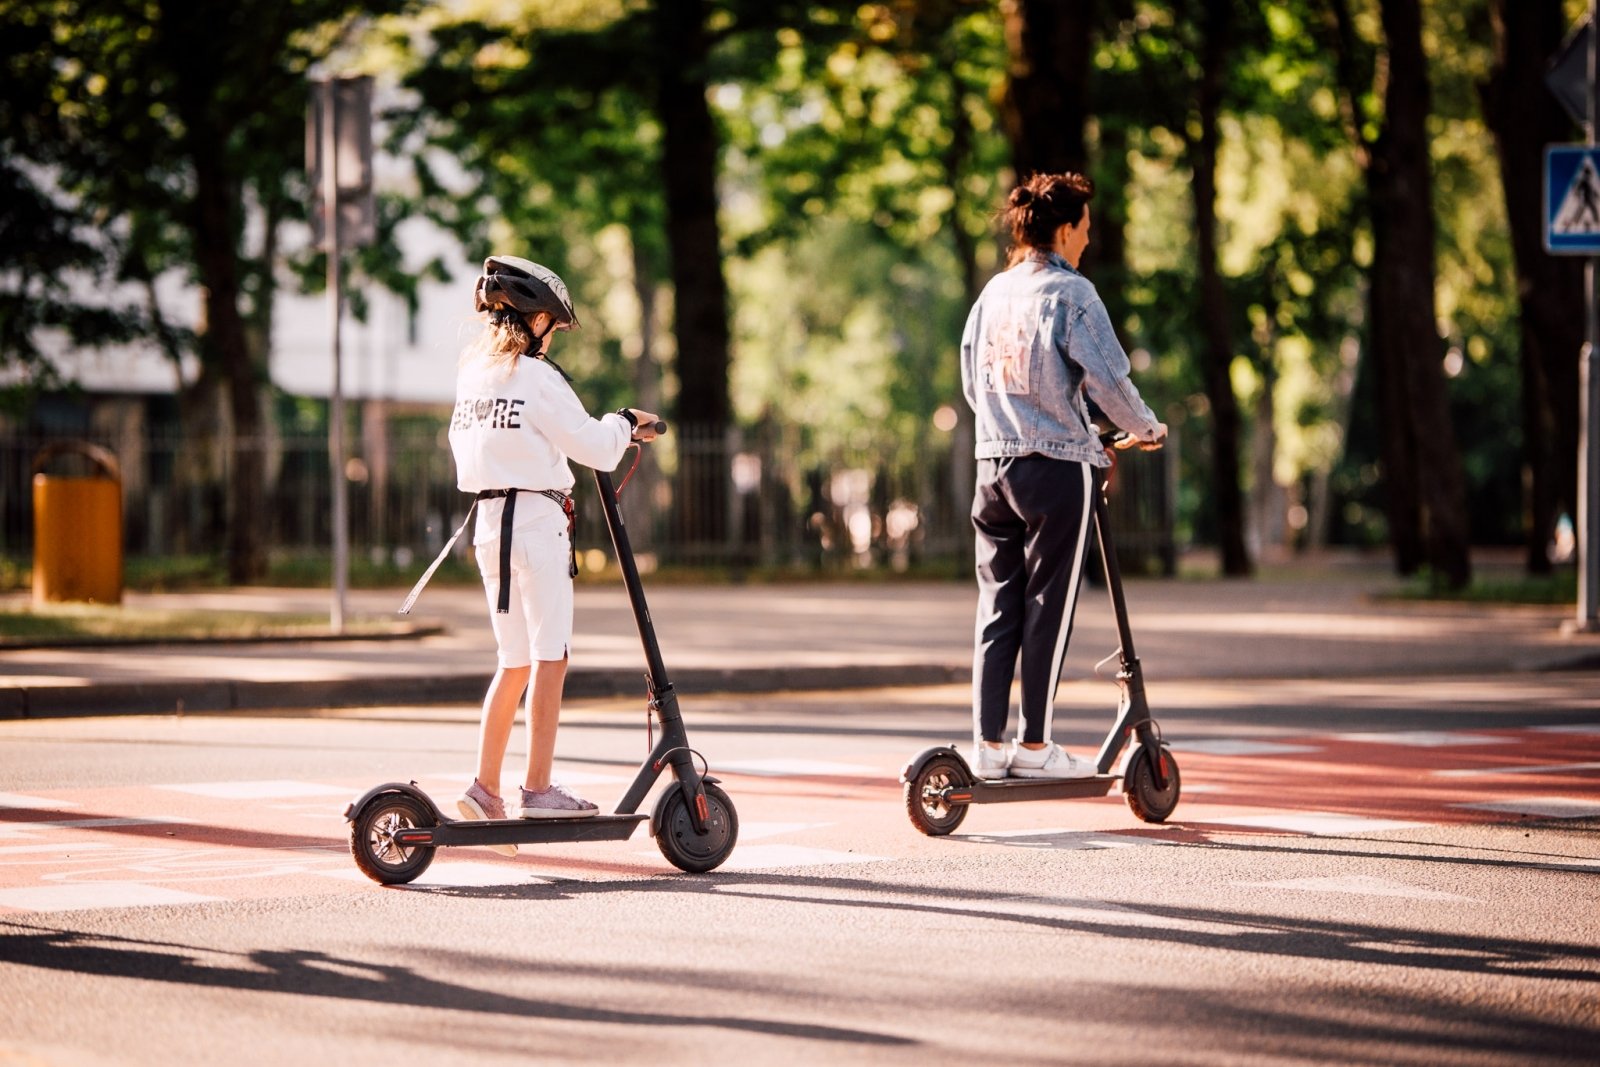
[460,308,545,376]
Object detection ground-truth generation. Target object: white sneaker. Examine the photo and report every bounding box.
[1009,743,1095,779]
[972,742,1013,780]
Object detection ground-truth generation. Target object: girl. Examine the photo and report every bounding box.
[449,254,660,851]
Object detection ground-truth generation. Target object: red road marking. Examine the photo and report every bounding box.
[2,728,1596,914]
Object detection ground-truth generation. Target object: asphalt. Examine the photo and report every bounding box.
[3,552,1599,718]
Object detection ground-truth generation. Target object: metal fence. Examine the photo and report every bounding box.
[2,426,1176,577]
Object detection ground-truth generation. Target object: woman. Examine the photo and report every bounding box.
[959,173,1167,780]
[449,254,660,853]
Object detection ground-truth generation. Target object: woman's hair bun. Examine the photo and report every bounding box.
[1010,186,1035,208]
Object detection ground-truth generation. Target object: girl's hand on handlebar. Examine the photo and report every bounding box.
[628,409,665,442]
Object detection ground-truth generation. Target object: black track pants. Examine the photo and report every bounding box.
[971,455,1095,745]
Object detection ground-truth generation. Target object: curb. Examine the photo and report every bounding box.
[0,663,970,720]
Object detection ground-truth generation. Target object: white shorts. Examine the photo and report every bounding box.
[474,508,573,667]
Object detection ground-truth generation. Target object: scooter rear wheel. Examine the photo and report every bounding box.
[654,782,738,873]
[350,792,436,885]
[1124,745,1181,823]
[904,754,971,836]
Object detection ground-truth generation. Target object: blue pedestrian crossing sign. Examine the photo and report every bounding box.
[1546,145,1600,254]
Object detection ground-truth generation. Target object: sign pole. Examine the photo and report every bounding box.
[1580,0,1600,631]
[321,84,349,635]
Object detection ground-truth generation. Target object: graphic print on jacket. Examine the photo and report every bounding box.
[979,299,1038,395]
[452,397,526,431]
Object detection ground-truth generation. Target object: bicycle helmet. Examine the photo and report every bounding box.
[473,255,580,333]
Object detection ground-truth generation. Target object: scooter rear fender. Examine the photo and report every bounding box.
[899,745,968,785]
[343,781,444,823]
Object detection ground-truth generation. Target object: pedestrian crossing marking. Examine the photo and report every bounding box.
[1452,796,1600,818]
[1434,761,1600,778]
[738,821,828,841]
[1339,731,1501,747]
[711,844,887,869]
[155,780,352,800]
[716,757,884,777]
[0,816,187,839]
[1237,875,1473,901]
[0,881,219,913]
[0,793,81,809]
[1208,813,1428,835]
[1176,739,1320,756]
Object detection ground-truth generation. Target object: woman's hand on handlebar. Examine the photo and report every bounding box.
[1103,421,1168,452]
[1133,422,1168,452]
[626,409,666,442]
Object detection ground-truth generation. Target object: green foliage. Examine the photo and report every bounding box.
[0,0,411,388]
[1,0,1555,570]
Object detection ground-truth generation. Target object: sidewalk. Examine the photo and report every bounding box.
[3,556,1599,718]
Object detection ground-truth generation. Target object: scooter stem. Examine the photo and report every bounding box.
[593,468,671,694]
[593,466,709,833]
[1092,468,1139,665]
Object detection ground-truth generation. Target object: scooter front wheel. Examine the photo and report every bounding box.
[904,754,971,836]
[350,792,436,885]
[654,782,738,873]
[1124,745,1181,823]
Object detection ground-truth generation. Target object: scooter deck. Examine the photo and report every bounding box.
[394,813,649,849]
[954,774,1119,804]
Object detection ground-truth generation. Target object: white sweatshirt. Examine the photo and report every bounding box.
[448,353,632,543]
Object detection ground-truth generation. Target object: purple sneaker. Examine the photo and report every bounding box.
[456,779,518,857]
[516,781,599,819]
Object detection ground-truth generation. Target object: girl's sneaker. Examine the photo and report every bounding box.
[516,781,600,819]
[1009,743,1095,779]
[972,742,1013,779]
[456,779,518,857]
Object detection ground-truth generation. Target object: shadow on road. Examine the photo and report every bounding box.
[0,920,913,1047]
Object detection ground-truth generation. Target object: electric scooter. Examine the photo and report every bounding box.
[899,433,1181,835]
[345,425,739,884]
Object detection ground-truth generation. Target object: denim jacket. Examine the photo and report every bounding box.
[960,250,1161,468]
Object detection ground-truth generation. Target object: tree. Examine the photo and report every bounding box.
[1000,0,1094,176]
[1184,0,1253,575]
[1329,0,1472,588]
[1483,0,1584,573]
[398,0,872,550]
[1097,0,1256,574]
[1,0,407,581]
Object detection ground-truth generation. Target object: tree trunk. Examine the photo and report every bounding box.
[1329,0,1472,587]
[191,149,266,583]
[160,0,265,583]
[1368,0,1472,588]
[1484,0,1584,574]
[1190,0,1252,576]
[999,0,1093,177]
[654,0,731,550]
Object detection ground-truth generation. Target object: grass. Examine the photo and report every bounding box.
[1,552,971,593]
[1390,569,1577,605]
[0,601,431,647]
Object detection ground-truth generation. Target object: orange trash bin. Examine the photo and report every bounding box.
[32,441,123,605]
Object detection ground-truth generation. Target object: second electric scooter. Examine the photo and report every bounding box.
[900,433,1181,835]
[345,426,739,884]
